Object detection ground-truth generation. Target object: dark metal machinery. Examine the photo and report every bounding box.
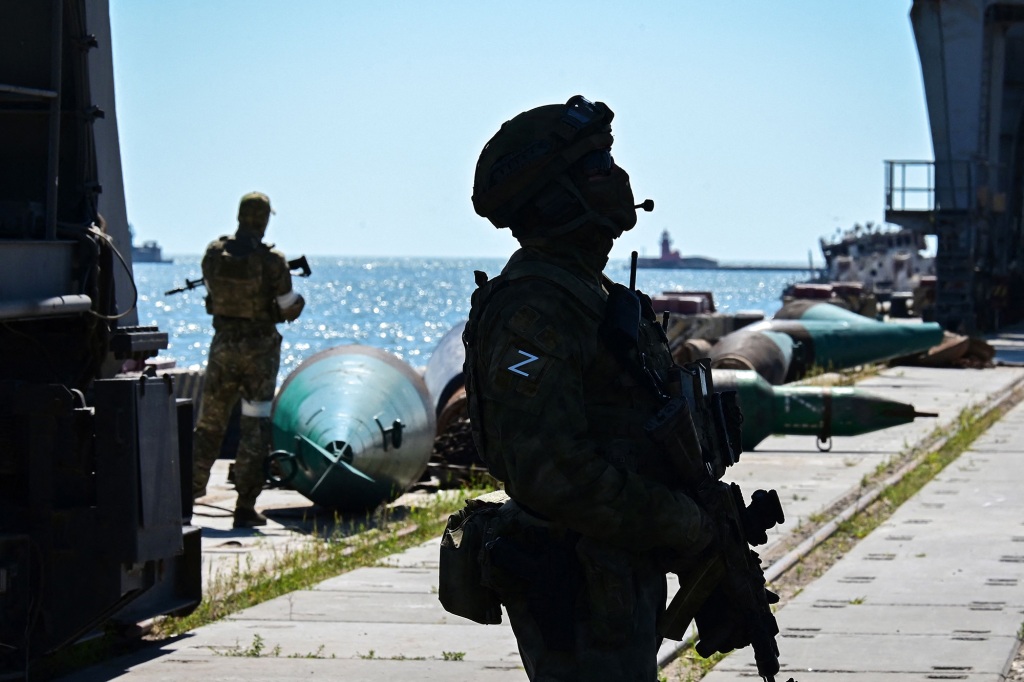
[0,1,200,677]
[886,0,1024,334]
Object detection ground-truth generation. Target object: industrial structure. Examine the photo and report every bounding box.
[886,0,1024,333]
[0,1,200,676]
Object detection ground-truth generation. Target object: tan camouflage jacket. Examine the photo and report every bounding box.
[202,232,294,335]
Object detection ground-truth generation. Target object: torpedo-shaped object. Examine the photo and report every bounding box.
[422,321,480,472]
[269,345,436,511]
[711,302,945,384]
[706,329,795,385]
[423,320,467,422]
[712,368,937,450]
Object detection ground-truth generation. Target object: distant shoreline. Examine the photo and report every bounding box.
[633,263,819,273]
[137,255,820,273]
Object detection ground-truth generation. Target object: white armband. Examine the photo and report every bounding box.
[276,290,300,309]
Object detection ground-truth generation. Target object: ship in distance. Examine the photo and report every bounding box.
[129,226,172,263]
[636,229,719,269]
[636,230,812,272]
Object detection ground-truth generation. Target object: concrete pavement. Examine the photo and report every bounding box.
[707,391,1024,681]
[62,341,1024,681]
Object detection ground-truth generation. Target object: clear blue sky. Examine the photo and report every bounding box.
[110,1,933,264]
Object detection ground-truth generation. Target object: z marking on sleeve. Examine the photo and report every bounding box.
[508,349,540,377]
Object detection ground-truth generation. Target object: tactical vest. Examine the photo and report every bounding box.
[204,236,278,322]
[464,258,677,483]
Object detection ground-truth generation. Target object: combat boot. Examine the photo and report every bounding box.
[233,508,268,528]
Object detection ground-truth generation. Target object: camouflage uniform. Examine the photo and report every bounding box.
[465,246,712,681]
[193,193,303,524]
[462,96,714,680]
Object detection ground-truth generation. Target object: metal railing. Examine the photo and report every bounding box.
[884,160,977,214]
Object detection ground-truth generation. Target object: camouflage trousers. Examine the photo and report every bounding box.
[486,508,667,681]
[193,329,281,510]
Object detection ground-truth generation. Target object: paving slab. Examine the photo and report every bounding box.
[65,652,527,682]
[233,588,458,624]
[777,601,1024,637]
[703,397,1024,682]
[709,631,1016,680]
[313,565,439,593]
[190,460,323,595]
[151,618,522,662]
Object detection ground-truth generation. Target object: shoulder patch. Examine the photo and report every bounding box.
[493,341,550,402]
[533,325,560,353]
[508,305,540,335]
[503,304,568,358]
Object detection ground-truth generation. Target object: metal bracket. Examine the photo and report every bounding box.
[374,417,404,451]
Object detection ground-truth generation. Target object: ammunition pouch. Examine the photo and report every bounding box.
[437,491,508,625]
[645,396,705,485]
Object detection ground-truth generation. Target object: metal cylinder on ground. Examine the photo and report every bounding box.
[671,337,714,365]
[423,320,467,418]
[421,320,483,474]
[712,368,936,450]
[711,301,945,384]
[709,330,794,385]
[270,345,435,511]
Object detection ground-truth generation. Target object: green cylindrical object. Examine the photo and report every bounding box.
[775,299,878,324]
[774,301,945,372]
[708,329,794,385]
[714,301,945,383]
[712,368,936,450]
[271,345,436,511]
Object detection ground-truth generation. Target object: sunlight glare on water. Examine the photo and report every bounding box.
[132,256,805,383]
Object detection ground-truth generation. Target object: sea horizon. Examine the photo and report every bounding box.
[133,256,809,382]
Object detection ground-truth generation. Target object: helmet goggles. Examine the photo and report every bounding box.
[557,95,613,141]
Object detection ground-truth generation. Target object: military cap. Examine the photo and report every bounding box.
[238,191,276,215]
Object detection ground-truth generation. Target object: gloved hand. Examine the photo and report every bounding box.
[693,584,750,657]
[693,581,780,657]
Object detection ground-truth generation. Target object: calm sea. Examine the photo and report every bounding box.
[133,257,807,383]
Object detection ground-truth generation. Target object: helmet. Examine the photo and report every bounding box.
[472,95,636,238]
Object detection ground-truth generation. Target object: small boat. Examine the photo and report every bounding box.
[132,239,173,263]
[818,222,933,295]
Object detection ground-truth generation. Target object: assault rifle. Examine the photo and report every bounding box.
[606,253,790,682]
[164,255,312,296]
[645,357,788,681]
